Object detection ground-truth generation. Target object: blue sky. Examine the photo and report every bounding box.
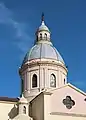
[0,0,86,97]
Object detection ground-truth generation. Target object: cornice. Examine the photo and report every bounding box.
[20,61,68,73]
[50,112,86,117]
[19,64,28,74]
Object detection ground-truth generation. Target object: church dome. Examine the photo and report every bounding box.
[22,13,65,65]
[22,42,64,64]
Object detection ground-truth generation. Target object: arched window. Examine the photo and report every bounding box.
[32,74,37,88]
[36,35,38,41]
[40,33,42,39]
[44,33,47,39]
[64,78,65,84]
[50,74,56,87]
[23,106,26,114]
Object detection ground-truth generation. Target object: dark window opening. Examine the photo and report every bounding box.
[44,33,47,39]
[23,106,26,114]
[64,78,65,84]
[36,35,38,41]
[40,33,42,39]
[32,74,37,88]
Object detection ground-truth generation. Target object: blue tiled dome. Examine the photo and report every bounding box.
[22,43,64,64]
[22,15,65,65]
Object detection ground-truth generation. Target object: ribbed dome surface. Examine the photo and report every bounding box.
[22,43,64,64]
[22,15,65,65]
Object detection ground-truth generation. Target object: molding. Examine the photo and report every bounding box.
[48,68,58,71]
[50,112,86,117]
[28,69,39,72]
[59,70,67,76]
[19,64,28,74]
[48,68,66,75]
[0,101,17,104]
[68,83,86,96]
[38,29,51,33]
[43,91,52,95]
[20,61,68,73]
[47,83,86,96]
[18,102,28,105]
[36,40,52,45]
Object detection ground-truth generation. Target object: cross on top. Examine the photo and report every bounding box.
[63,96,75,109]
[41,12,44,21]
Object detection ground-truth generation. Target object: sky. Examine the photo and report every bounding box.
[0,0,86,97]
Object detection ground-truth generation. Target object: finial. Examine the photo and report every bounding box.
[41,12,44,21]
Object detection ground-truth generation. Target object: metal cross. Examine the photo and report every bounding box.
[63,96,75,109]
[41,12,44,21]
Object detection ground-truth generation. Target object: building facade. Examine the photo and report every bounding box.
[0,14,86,120]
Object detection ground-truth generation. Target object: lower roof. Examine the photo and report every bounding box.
[0,97,19,102]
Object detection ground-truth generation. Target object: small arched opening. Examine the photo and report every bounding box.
[23,106,26,114]
[32,74,37,88]
[50,74,56,87]
[40,33,42,39]
[64,78,65,84]
[44,33,47,40]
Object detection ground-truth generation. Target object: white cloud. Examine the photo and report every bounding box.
[0,2,33,55]
[0,3,12,24]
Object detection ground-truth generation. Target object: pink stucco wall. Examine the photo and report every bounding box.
[50,85,86,114]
